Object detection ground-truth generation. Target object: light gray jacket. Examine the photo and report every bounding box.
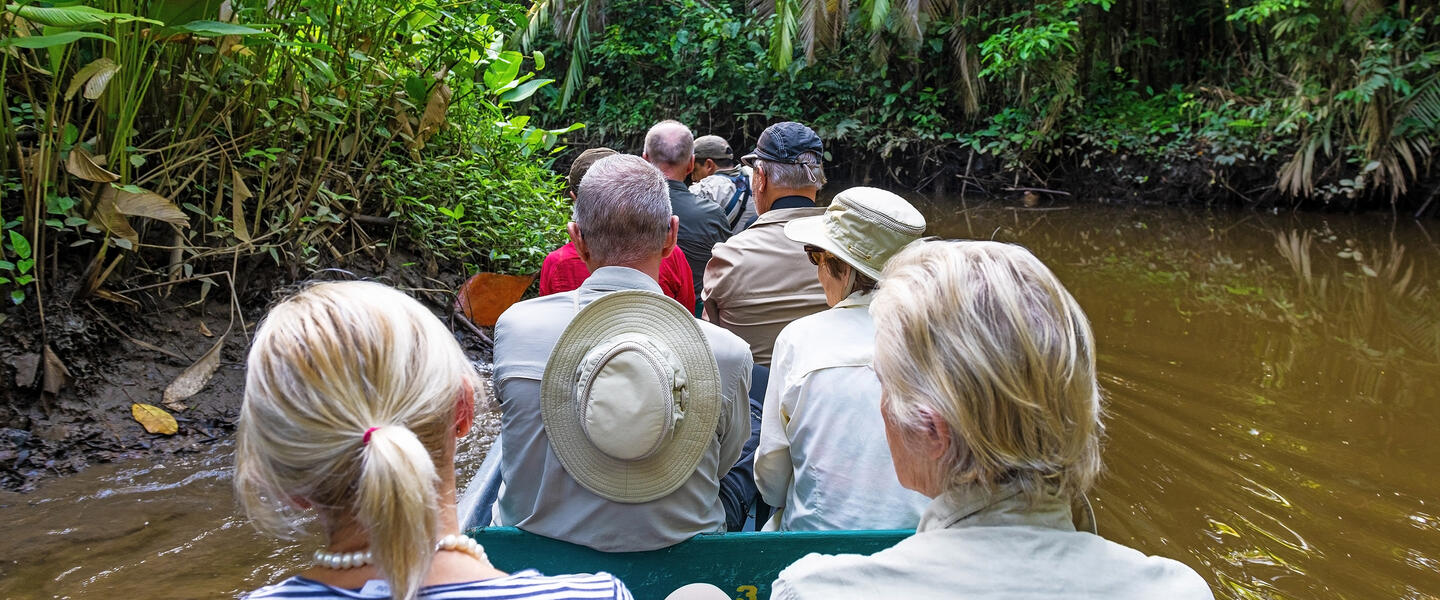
[772,484,1214,600]
[493,266,752,552]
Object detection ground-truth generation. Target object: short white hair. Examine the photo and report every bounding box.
[575,154,672,265]
[872,240,1104,503]
[755,155,825,190]
[644,120,694,168]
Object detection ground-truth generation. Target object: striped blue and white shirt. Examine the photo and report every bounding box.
[245,569,633,600]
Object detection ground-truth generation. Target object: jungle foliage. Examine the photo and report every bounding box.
[518,0,1439,208]
[0,0,577,318]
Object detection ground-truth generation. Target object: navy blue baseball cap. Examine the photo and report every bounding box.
[741,122,823,167]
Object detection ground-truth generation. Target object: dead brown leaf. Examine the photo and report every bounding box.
[198,320,214,337]
[412,82,452,151]
[90,188,139,245]
[162,335,223,411]
[231,169,252,242]
[112,187,189,227]
[42,345,70,396]
[131,403,178,435]
[65,57,119,100]
[65,146,119,182]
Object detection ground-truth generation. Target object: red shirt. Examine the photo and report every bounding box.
[538,242,697,309]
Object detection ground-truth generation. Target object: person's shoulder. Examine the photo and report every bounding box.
[456,569,633,599]
[773,552,888,599]
[696,319,751,361]
[712,220,777,250]
[495,292,570,335]
[242,577,330,599]
[543,242,578,262]
[777,306,841,337]
[699,174,733,187]
[1076,535,1214,598]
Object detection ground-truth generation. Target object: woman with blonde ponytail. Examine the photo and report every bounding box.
[238,281,632,600]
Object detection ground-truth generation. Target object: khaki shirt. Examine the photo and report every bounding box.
[772,484,1214,600]
[702,202,829,366]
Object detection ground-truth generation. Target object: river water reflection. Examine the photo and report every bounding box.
[2,202,1437,599]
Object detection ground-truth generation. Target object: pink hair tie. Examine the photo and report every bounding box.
[362,427,380,445]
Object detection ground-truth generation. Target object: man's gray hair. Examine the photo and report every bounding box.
[643,120,694,168]
[756,154,826,190]
[575,154,673,266]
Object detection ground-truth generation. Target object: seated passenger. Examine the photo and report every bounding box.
[236,281,632,600]
[771,241,1213,599]
[539,146,695,308]
[703,122,830,367]
[689,135,756,234]
[754,187,930,531]
[493,154,753,552]
[644,120,731,311]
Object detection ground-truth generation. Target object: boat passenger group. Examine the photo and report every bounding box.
[237,121,1215,600]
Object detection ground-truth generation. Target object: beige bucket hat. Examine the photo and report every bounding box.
[540,290,721,504]
[784,186,926,281]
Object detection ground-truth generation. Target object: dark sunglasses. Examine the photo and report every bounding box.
[803,245,828,266]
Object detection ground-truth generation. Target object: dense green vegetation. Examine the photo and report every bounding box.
[520,0,1438,208]
[0,0,578,316]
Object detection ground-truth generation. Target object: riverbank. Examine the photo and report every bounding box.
[0,248,479,492]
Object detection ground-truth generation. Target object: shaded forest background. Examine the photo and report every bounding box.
[524,0,1439,210]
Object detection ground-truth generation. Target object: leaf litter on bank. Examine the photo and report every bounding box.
[64,146,119,182]
[41,345,70,395]
[161,335,223,411]
[131,403,178,435]
[112,186,189,226]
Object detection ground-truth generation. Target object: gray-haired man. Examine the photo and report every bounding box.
[491,154,752,552]
[644,120,732,313]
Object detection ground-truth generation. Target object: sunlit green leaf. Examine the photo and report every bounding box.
[484,50,523,90]
[498,78,552,103]
[0,30,115,49]
[169,20,267,37]
[4,4,157,28]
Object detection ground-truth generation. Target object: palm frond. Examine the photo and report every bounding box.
[558,0,591,112]
[769,0,799,71]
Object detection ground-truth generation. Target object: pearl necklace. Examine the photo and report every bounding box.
[312,534,487,570]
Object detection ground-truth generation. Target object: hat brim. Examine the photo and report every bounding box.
[540,290,721,504]
[784,216,885,281]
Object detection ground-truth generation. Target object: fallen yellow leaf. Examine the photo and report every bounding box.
[131,403,178,435]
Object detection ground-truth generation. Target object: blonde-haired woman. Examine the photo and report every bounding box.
[771,241,1212,599]
[237,281,632,600]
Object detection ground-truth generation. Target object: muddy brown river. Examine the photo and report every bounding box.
[2,202,1438,599]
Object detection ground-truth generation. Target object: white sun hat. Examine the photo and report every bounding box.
[540,289,721,503]
[784,186,926,281]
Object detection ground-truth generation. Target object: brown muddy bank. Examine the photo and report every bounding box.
[0,249,481,492]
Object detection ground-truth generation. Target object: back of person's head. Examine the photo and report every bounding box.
[567,147,619,195]
[644,120,694,169]
[575,154,672,266]
[236,281,480,600]
[871,240,1103,503]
